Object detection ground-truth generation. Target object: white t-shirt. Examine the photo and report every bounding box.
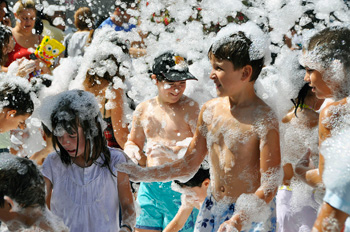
[66,31,90,57]
[42,147,126,232]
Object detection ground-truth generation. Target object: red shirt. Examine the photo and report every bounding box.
[5,38,33,67]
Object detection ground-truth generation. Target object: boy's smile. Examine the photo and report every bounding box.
[209,55,244,98]
[157,80,186,104]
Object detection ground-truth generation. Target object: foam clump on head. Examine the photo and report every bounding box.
[0,153,28,175]
[70,27,132,90]
[300,25,350,100]
[0,73,34,113]
[38,90,103,139]
[211,21,271,65]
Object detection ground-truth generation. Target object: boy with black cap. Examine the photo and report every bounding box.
[124,51,200,232]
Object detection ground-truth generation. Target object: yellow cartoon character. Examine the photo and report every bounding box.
[34,36,65,66]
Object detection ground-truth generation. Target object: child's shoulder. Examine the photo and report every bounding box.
[135,98,157,110]
[178,95,199,109]
[44,152,60,163]
[108,147,127,164]
[320,97,349,129]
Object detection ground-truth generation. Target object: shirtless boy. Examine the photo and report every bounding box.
[124,51,200,232]
[120,23,281,232]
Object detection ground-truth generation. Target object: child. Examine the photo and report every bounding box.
[0,153,68,231]
[164,165,210,232]
[40,89,135,232]
[82,48,130,150]
[119,23,281,231]
[0,76,34,133]
[124,51,200,231]
[277,83,323,232]
[298,26,350,231]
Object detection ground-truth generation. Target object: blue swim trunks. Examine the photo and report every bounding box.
[195,194,276,232]
[136,182,199,231]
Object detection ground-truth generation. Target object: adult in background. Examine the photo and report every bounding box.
[5,0,41,67]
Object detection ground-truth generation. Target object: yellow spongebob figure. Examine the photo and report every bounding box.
[34,36,65,66]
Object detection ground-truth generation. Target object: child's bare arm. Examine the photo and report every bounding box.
[44,177,53,210]
[118,171,136,231]
[163,205,193,232]
[313,202,348,231]
[295,150,322,187]
[124,104,147,166]
[119,104,209,182]
[110,88,129,149]
[186,100,200,135]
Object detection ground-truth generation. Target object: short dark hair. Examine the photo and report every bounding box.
[0,83,34,116]
[208,31,264,82]
[307,26,350,69]
[0,154,45,208]
[174,166,210,188]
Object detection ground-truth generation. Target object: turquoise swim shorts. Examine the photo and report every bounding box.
[135,181,198,232]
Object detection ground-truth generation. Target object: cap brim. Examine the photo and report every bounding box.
[162,71,198,81]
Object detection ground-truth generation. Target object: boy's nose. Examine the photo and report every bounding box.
[209,70,216,80]
[304,73,310,82]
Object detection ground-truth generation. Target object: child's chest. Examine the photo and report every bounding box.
[142,107,192,139]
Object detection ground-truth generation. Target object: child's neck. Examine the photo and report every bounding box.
[228,83,258,108]
[156,96,179,107]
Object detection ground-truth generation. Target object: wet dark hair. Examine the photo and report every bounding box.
[174,166,210,188]
[208,31,264,82]
[307,27,350,69]
[0,83,34,116]
[51,90,114,175]
[0,25,12,65]
[291,83,312,117]
[86,54,126,86]
[0,154,45,208]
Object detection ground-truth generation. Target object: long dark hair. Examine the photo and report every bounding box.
[291,83,312,117]
[50,90,114,175]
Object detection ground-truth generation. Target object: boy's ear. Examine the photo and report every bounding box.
[3,196,14,211]
[202,178,210,188]
[241,65,253,82]
[151,74,158,83]
[5,110,17,119]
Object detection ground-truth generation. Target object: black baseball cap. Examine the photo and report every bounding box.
[152,52,198,82]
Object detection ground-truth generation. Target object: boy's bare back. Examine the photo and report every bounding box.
[129,95,199,167]
[200,95,279,201]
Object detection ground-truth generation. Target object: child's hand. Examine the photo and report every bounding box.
[124,141,142,164]
[16,58,36,77]
[181,194,201,209]
[217,214,240,232]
